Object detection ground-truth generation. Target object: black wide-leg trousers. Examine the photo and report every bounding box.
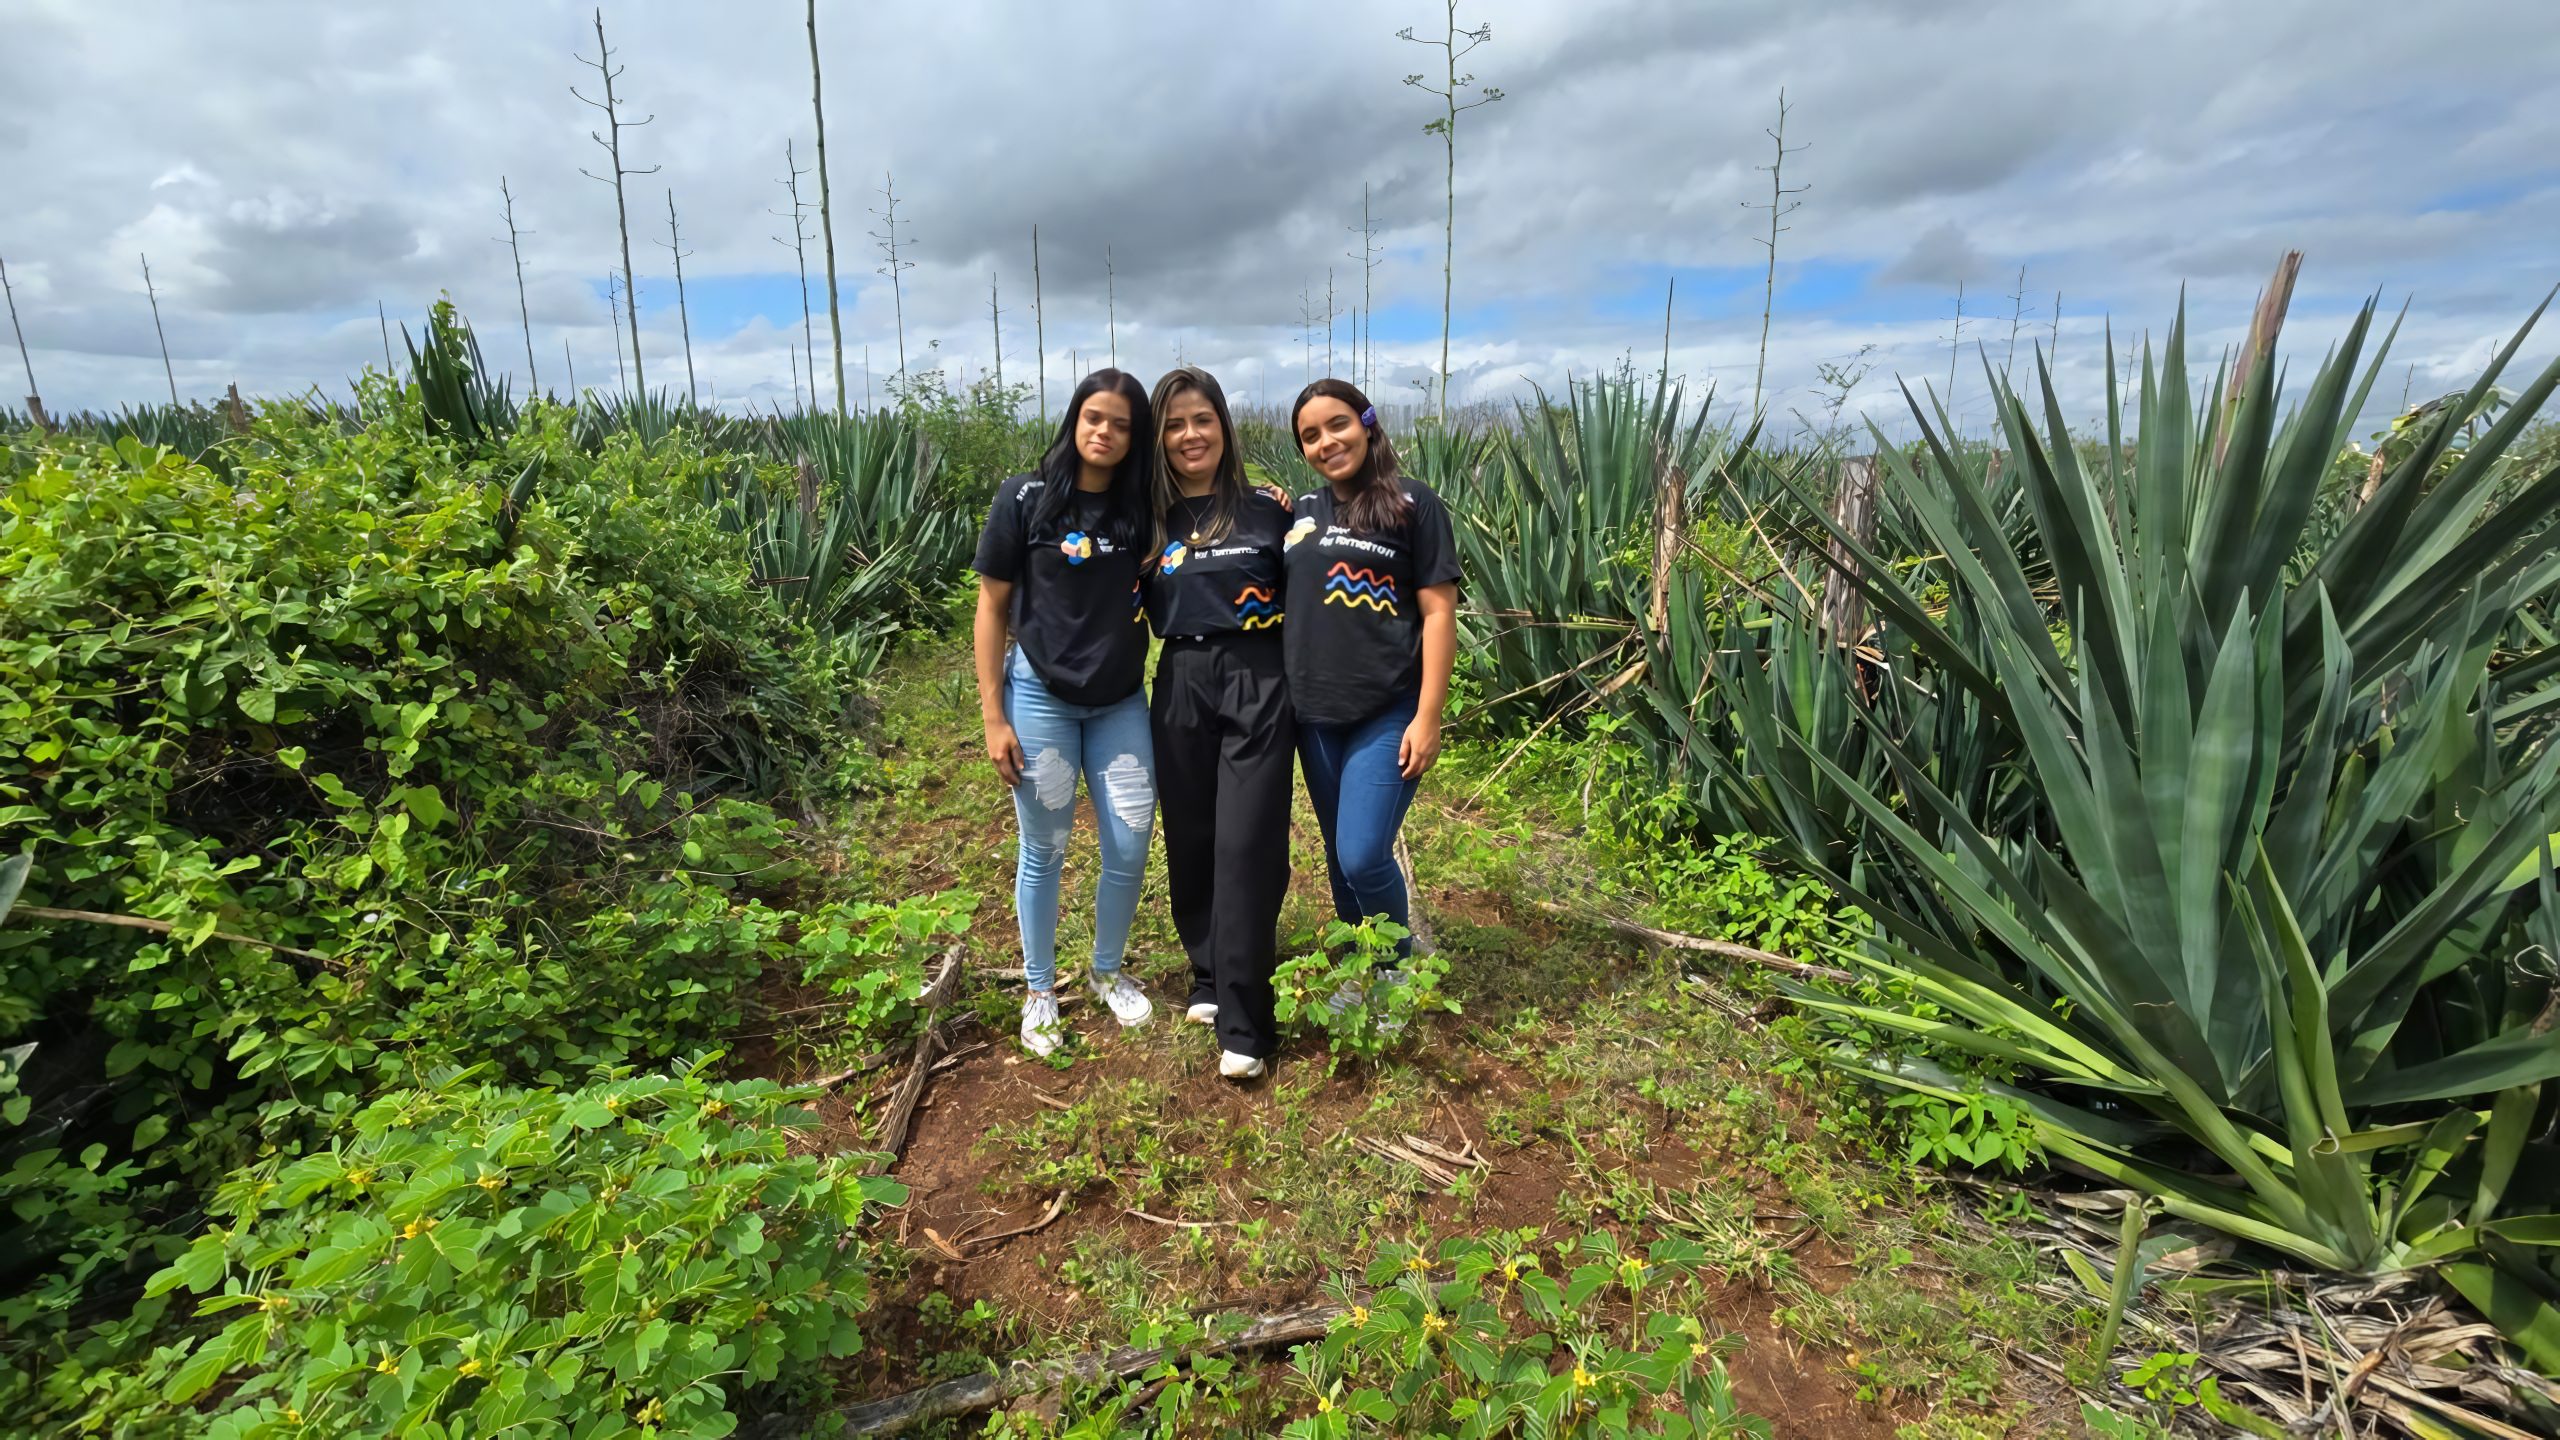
[1149,633,1295,1060]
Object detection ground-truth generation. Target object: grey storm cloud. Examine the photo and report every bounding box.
[198,198,431,314]
[2,0,2555,424]
[1881,222,1989,289]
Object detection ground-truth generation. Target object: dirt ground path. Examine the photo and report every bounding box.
[754,637,2084,1438]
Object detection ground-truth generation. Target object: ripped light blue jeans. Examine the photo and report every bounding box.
[1003,646,1155,993]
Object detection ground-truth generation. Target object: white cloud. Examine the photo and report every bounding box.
[0,0,2553,429]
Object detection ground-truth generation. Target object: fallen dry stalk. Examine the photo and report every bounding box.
[863,945,965,1178]
[929,1039,988,1074]
[1019,1084,1073,1112]
[800,1046,894,1091]
[1353,1131,1488,1191]
[1539,902,1856,986]
[1125,1208,1234,1230]
[14,904,340,968]
[969,1190,1070,1249]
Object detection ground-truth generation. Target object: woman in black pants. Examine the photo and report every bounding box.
[1143,366,1294,1080]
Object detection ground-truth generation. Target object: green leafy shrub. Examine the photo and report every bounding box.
[793,890,979,1047]
[1,339,971,1414]
[1273,921,1458,1067]
[1287,1231,1770,1438]
[1883,1091,2041,1176]
[62,1062,899,1436]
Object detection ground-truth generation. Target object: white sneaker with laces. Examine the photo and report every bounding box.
[1186,1002,1219,1026]
[1090,969,1154,1027]
[1218,1050,1267,1080]
[1019,991,1064,1057]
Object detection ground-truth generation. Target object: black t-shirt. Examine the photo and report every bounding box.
[1281,479,1461,727]
[972,472,1149,706]
[1146,491,1289,639]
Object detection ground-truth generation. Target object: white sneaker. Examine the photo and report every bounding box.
[1090,970,1154,1027]
[1218,1051,1266,1080]
[1020,992,1064,1057]
[1186,1002,1219,1026]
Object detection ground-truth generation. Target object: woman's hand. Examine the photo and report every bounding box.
[985,719,1027,788]
[1264,484,1293,511]
[1397,713,1443,780]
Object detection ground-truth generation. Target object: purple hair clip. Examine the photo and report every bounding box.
[1359,405,1377,427]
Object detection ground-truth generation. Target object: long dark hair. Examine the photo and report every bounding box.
[1290,377,1409,534]
[1148,366,1249,555]
[1032,368,1152,546]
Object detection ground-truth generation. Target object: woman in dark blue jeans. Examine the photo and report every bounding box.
[1280,379,1460,972]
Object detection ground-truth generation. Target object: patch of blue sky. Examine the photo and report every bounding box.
[2419,171,2556,215]
[583,270,838,338]
[1591,259,1884,322]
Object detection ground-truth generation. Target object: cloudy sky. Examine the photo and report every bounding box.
[5,0,2556,438]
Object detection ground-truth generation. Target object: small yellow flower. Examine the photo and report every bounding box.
[1501,1261,1520,1282]
[1349,1305,1369,1328]
[375,1356,399,1375]
[636,1398,665,1425]
[257,1293,292,1314]
[1420,1313,1451,1336]
[344,1168,373,1190]
[474,1173,503,1192]
[457,1358,483,1378]
[700,1099,727,1116]
[1317,1396,1334,1414]
[282,1407,301,1425]
[401,1220,422,1240]
[1573,1366,1593,1389]
[604,1095,625,1113]
[1691,1342,1714,1362]
[1403,1254,1430,1274]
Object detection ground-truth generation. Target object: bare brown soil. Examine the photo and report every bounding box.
[792,997,1921,1438]
[746,649,2047,1436]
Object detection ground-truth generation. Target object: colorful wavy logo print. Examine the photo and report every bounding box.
[1059,532,1095,564]
[1322,562,1398,615]
[1160,540,1188,573]
[1131,577,1147,624]
[1285,515,1317,550]
[1232,585,1280,630]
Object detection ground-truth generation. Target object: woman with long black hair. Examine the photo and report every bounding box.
[972,369,1161,1057]
[1281,380,1459,976]
[1142,366,1294,1080]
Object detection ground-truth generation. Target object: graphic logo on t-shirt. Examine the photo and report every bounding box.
[1131,577,1147,623]
[1059,532,1096,563]
[1232,584,1280,629]
[1285,515,1317,550]
[1322,562,1399,615]
[1160,540,1189,573]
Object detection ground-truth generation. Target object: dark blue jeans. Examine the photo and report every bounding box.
[1297,691,1421,957]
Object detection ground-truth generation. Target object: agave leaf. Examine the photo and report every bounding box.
[2439,1261,2560,1375]
[2351,1036,2560,1107]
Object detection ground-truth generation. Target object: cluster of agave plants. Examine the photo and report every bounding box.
[1439,289,2560,1374]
